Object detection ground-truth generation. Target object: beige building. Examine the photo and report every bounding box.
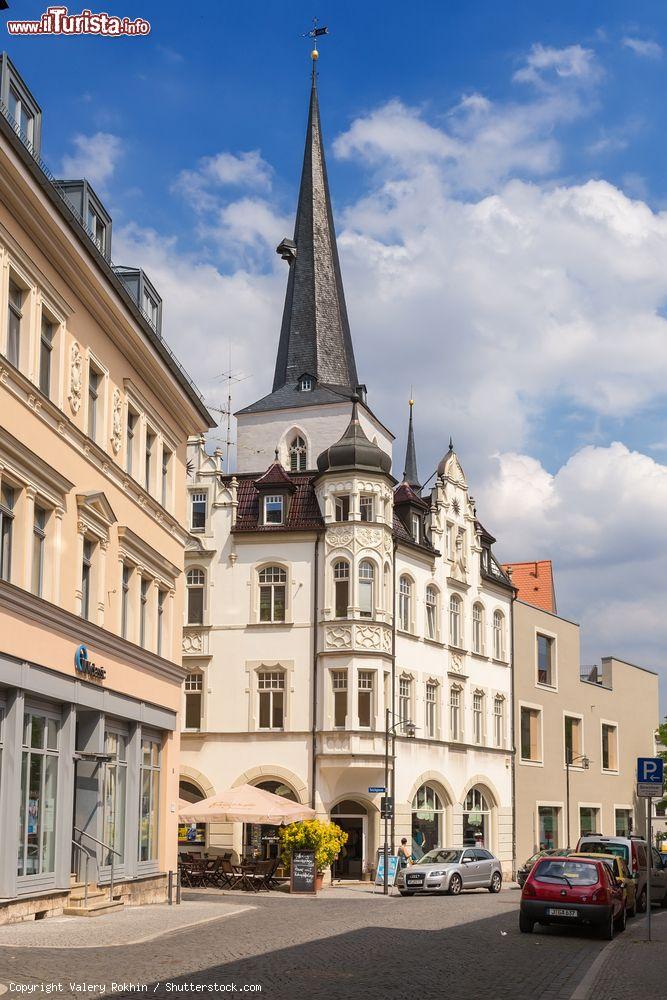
[510,563,660,866]
[0,54,212,921]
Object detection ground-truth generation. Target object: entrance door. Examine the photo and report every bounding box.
[334,817,364,879]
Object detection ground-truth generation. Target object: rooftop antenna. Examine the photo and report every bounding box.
[205,343,252,472]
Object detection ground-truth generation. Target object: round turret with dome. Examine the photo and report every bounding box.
[317,397,392,475]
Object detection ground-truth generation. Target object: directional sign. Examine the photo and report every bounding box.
[368,786,386,794]
[637,757,664,798]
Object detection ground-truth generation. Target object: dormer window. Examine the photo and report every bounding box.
[1,55,42,155]
[299,376,313,392]
[55,180,112,261]
[88,203,107,255]
[264,494,284,525]
[411,513,421,544]
[8,84,34,146]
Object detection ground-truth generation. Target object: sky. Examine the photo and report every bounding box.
[5,1,667,707]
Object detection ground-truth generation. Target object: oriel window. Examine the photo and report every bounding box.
[332,670,348,728]
[358,560,374,619]
[333,560,349,619]
[358,670,374,728]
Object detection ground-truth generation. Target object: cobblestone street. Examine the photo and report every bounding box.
[0,888,628,1000]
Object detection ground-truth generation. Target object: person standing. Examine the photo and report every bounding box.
[398,837,412,868]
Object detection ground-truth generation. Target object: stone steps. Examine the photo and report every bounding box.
[63,899,124,918]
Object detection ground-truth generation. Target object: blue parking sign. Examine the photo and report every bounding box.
[637,757,664,785]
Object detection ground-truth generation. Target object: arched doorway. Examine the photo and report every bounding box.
[462,787,492,848]
[179,779,206,852]
[331,800,367,879]
[411,784,446,858]
[243,780,298,862]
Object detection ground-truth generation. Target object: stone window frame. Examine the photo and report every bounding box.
[245,660,294,732]
[251,559,292,626]
[600,718,620,774]
[519,699,544,766]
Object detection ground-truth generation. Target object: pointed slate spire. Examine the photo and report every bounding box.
[403,398,420,490]
[272,63,359,394]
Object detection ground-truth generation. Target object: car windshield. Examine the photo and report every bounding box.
[420,850,462,864]
[579,841,629,864]
[534,860,599,886]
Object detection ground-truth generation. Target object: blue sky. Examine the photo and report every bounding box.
[5,1,667,706]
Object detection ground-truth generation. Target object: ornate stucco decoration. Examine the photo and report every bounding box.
[326,526,354,550]
[450,652,464,673]
[69,342,83,413]
[356,527,382,549]
[325,625,352,649]
[111,388,122,454]
[183,632,204,654]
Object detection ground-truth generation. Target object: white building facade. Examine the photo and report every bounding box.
[179,65,515,877]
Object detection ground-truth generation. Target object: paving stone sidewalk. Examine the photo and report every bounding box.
[583,909,667,1000]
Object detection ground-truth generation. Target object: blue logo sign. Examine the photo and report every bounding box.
[368,786,386,794]
[637,757,664,785]
[74,644,106,681]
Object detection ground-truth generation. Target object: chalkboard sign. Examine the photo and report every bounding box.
[290,849,317,894]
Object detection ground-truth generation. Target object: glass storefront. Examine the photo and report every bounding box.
[17,709,59,878]
[615,809,632,837]
[102,730,127,865]
[462,787,491,848]
[538,805,559,850]
[580,807,599,837]
[412,785,445,858]
[139,736,161,863]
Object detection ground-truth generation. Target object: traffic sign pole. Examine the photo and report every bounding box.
[647,796,652,943]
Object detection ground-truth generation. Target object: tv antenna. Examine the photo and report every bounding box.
[205,343,252,473]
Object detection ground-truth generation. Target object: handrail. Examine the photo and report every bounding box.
[74,827,121,903]
[71,839,95,909]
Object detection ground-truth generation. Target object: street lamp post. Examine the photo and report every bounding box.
[566,750,590,847]
[383,708,416,895]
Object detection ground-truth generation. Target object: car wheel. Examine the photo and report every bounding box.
[448,873,463,896]
[519,911,534,934]
[637,888,647,913]
[488,872,502,894]
[599,909,614,940]
[399,891,414,897]
[615,905,627,932]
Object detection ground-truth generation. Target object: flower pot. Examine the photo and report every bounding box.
[315,872,324,892]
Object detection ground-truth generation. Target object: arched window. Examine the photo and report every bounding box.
[186,568,205,624]
[333,560,349,619]
[258,565,287,622]
[473,603,484,654]
[449,594,462,647]
[493,610,504,659]
[399,576,412,632]
[289,435,307,472]
[462,787,492,848]
[425,586,438,640]
[359,560,374,619]
[494,695,505,748]
[412,784,445,856]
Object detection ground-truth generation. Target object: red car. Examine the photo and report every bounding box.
[519,856,626,939]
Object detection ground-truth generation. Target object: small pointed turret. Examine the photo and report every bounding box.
[402,398,420,491]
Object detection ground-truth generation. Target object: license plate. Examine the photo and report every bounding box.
[406,876,423,885]
[547,907,577,917]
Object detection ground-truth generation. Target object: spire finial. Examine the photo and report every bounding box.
[304,17,328,79]
[274,448,280,462]
[449,436,454,451]
[403,391,420,490]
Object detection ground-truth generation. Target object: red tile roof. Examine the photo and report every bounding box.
[231,473,323,532]
[502,560,556,613]
[394,482,429,509]
[253,461,295,491]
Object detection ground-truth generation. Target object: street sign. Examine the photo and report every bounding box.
[637,757,664,798]
[380,795,394,819]
[368,786,386,794]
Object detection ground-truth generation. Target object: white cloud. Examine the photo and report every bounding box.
[60,131,123,189]
[174,150,273,213]
[513,43,600,86]
[622,37,663,59]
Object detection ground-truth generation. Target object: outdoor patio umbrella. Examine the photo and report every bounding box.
[178,783,315,824]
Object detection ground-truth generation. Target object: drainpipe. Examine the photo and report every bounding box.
[310,535,320,810]
[390,539,397,853]
[509,589,517,879]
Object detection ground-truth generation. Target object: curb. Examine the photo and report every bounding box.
[570,909,666,1000]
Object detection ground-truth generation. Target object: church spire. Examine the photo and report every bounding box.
[403,397,420,490]
[272,51,358,394]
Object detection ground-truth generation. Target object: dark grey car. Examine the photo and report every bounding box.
[396,847,503,896]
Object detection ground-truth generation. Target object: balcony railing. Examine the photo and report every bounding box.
[0,99,205,404]
[580,664,603,685]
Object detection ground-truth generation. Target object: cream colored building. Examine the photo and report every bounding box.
[179,64,515,877]
[513,593,660,865]
[0,54,212,921]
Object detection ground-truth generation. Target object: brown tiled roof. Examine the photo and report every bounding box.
[392,512,437,554]
[254,461,295,491]
[232,473,323,533]
[394,482,429,509]
[502,559,556,613]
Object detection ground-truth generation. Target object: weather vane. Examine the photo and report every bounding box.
[303,16,329,64]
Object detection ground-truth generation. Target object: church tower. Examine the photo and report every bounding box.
[235,59,393,473]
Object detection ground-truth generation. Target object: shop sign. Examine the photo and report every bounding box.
[74,644,106,681]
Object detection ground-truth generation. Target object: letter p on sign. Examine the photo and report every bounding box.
[638,757,664,784]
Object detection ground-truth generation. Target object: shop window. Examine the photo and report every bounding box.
[425,586,438,639]
[425,682,438,738]
[258,670,285,729]
[7,280,23,369]
[358,670,373,728]
[602,723,618,771]
[0,484,15,582]
[263,494,284,526]
[258,565,286,622]
[32,506,46,597]
[139,736,161,863]
[520,706,542,762]
[102,730,127,865]
[289,435,307,472]
[537,634,555,685]
[449,594,462,647]
[360,495,374,522]
[412,784,445,858]
[17,709,59,878]
[185,673,203,730]
[473,604,484,654]
[358,560,374,618]
[473,691,484,744]
[333,560,349,619]
[191,492,206,531]
[398,576,412,632]
[615,808,633,837]
[493,695,505,748]
[449,686,462,740]
[334,495,351,522]
[39,315,54,398]
[579,806,599,838]
[332,670,347,728]
[462,787,491,848]
[565,715,583,764]
[186,568,205,625]
[538,805,560,851]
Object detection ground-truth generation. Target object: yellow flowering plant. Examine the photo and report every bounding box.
[279,819,348,873]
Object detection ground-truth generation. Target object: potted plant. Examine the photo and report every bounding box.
[279,819,348,891]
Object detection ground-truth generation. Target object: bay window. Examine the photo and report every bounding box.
[333,560,349,619]
[358,560,374,618]
[358,670,373,728]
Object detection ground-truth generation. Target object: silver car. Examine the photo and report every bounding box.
[396,847,503,896]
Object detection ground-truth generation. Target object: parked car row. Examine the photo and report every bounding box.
[519,834,667,939]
